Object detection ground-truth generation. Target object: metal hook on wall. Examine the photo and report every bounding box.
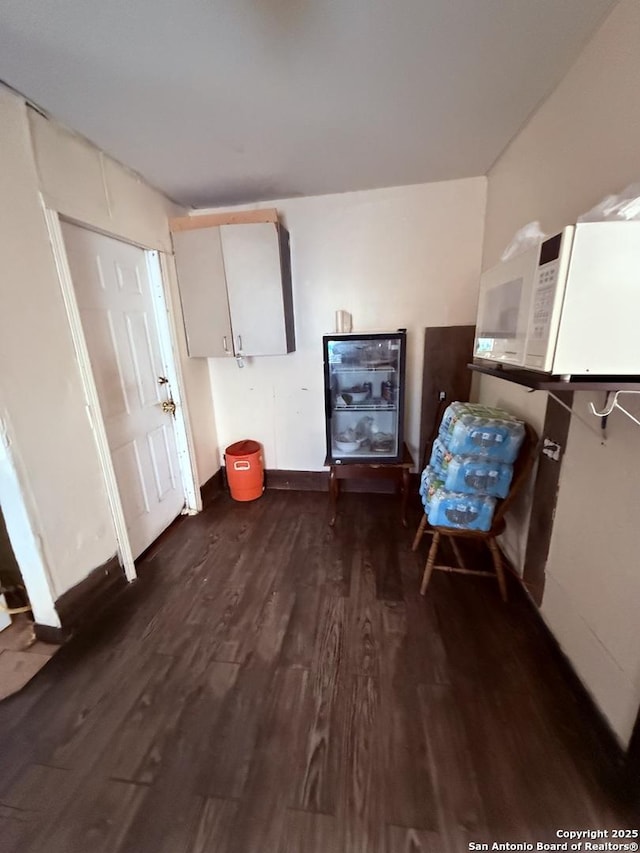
[589,390,640,428]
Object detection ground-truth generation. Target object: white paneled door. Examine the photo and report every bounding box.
[61,223,184,558]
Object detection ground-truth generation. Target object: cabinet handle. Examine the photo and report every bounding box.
[237,334,243,352]
[223,335,229,353]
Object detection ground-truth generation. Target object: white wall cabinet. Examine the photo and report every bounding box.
[172,221,295,358]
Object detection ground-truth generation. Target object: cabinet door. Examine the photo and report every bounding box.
[220,223,290,356]
[172,227,234,358]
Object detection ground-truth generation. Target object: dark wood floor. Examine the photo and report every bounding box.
[0,490,632,852]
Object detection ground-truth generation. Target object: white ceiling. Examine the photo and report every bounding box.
[0,0,616,208]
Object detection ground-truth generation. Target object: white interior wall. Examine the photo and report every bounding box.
[477,0,640,745]
[200,179,487,470]
[0,86,218,619]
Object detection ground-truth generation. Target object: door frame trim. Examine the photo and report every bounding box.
[146,250,201,514]
[43,207,200,581]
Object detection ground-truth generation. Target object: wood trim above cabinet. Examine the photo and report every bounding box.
[170,208,279,232]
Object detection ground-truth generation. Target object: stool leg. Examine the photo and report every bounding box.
[328,468,339,527]
[412,514,428,551]
[488,537,508,602]
[401,467,410,528]
[420,531,440,596]
[448,535,467,570]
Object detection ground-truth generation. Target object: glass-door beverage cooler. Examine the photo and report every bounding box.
[323,331,407,464]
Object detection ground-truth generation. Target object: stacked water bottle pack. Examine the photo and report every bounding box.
[419,402,525,532]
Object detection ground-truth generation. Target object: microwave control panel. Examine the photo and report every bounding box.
[524,230,572,371]
[530,263,559,341]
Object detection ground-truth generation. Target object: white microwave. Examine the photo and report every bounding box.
[474,221,640,375]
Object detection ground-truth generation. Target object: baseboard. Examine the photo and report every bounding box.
[265,469,420,495]
[33,623,69,644]
[54,554,126,635]
[265,469,328,491]
[514,581,637,802]
[200,468,225,507]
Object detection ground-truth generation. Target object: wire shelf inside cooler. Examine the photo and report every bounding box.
[329,366,397,372]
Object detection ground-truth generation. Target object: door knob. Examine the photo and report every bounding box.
[161,399,176,415]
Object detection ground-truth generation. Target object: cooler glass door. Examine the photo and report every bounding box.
[324,333,405,464]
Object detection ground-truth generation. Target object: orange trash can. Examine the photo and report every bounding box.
[225,440,264,501]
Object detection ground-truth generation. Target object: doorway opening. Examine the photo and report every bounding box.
[0,504,28,626]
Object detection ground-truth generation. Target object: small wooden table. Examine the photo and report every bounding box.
[326,443,414,527]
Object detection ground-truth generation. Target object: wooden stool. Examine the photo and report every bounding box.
[326,443,414,527]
